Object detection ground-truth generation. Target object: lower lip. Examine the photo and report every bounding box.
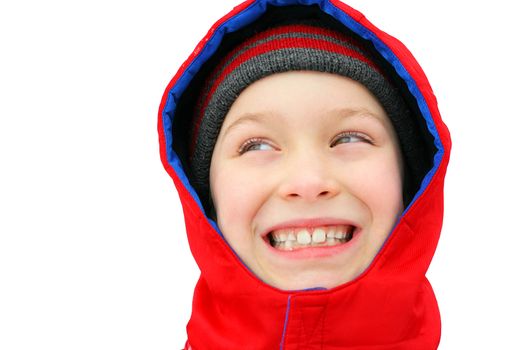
[264,229,361,259]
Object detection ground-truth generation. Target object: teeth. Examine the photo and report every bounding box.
[312,228,326,243]
[297,229,311,245]
[335,226,346,239]
[269,225,355,250]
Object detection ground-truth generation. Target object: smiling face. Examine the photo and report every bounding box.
[209,70,404,291]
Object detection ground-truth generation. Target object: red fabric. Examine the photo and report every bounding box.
[158,0,451,348]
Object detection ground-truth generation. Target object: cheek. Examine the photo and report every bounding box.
[210,166,273,266]
[350,151,404,220]
[210,164,265,234]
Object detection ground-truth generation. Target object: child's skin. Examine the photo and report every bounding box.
[210,70,404,290]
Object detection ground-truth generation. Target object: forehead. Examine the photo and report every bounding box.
[223,108,388,138]
[220,71,392,135]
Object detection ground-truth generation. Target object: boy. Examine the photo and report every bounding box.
[158,1,451,349]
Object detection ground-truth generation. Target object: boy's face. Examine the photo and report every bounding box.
[209,71,404,290]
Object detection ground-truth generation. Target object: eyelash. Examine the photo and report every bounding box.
[238,137,271,154]
[238,131,372,155]
[330,131,373,147]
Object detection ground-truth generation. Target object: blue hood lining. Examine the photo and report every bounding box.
[162,0,444,237]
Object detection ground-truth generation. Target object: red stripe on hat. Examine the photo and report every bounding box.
[194,24,371,121]
[190,28,380,154]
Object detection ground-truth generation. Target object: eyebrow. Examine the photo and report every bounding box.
[222,111,279,138]
[222,107,383,137]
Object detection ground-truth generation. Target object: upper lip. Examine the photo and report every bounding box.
[260,217,359,238]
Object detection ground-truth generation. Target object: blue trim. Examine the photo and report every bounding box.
[299,287,327,291]
[314,0,445,267]
[161,0,445,281]
[279,295,292,349]
[162,0,268,215]
[314,0,444,212]
[163,0,444,220]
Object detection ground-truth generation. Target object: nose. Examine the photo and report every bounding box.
[277,151,341,202]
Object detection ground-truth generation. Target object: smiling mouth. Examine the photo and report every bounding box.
[267,225,355,251]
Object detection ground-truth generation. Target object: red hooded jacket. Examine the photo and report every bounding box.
[158,1,451,348]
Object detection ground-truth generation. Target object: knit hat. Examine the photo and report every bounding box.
[188,20,423,210]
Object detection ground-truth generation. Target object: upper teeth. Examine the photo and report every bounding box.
[270,225,352,246]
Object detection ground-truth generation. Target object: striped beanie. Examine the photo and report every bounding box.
[189,20,421,208]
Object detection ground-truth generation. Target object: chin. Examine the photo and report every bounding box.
[269,269,362,291]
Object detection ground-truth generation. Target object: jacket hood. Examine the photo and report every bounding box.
[158,1,451,349]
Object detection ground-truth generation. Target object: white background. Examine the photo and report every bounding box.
[1,1,523,349]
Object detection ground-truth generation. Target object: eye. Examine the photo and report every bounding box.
[238,137,275,154]
[330,131,372,147]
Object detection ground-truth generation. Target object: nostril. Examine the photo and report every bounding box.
[286,190,333,199]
